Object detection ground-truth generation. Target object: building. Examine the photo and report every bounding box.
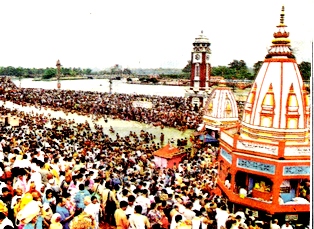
[185,31,211,108]
[202,78,239,139]
[153,144,186,169]
[217,6,310,224]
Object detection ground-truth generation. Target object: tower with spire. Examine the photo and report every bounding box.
[216,6,310,223]
[185,31,211,108]
[56,59,61,89]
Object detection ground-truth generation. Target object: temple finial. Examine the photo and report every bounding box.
[280,5,285,25]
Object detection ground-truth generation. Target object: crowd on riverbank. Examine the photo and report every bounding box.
[0,76,293,229]
[0,77,202,131]
[0,103,276,229]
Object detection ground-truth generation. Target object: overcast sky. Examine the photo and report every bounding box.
[0,0,312,70]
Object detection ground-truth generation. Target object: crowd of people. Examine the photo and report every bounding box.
[0,76,302,229]
[0,77,203,130]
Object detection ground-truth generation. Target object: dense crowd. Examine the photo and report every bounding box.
[0,77,203,130]
[0,77,302,229]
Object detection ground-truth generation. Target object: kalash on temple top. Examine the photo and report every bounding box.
[216,5,310,221]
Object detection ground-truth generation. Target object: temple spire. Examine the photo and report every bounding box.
[265,6,293,59]
[279,5,285,26]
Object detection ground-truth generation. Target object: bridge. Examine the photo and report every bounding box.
[209,79,254,90]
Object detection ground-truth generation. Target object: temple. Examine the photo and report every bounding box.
[216,6,310,222]
[185,31,211,108]
[202,78,239,139]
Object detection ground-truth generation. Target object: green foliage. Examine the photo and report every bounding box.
[228,59,247,70]
[228,59,253,80]
[61,68,71,76]
[159,73,190,79]
[42,68,56,79]
[123,68,132,75]
[69,68,78,77]
[211,66,233,78]
[298,61,311,81]
[110,64,123,74]
[0,66,94,78]
[182,60,191,73]
[83,68,92,75]
[0,66,17,76]
[253,61,263,78]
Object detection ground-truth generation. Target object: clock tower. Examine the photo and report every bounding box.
[185,31,211,108]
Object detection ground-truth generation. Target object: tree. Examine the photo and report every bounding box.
[83,68,92,75]
[69,68,78,77]
[110,64,123,75]
[211,66,231,77]
[15,67,24,79]
[253,61,263,77]
[42,68,56,79]
[228,60,247,71]
[228,59,252,79]
[61,68,71,76]
[298,61,311,81]
[123,68,132,75]
[182,60,191,73]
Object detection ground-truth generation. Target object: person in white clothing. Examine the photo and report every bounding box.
[0,212,14,229]
[84,196,101,229]
[239,187,247,198]
[183,202,196,220]
[191,210,207,229]
[128,205,150,229]
[234,208,246,224]
[271,219,280,229]
[281,221,293,229]
[215,204,229,229]
[135,189,150,215]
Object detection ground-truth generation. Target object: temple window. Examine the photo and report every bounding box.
[234,172,273,202]
[286,118,298,128]
[260,116,272,127]
[280,179,310,204]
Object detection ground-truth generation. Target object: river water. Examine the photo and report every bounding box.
[12,78,189,97]
[4,78,195,145]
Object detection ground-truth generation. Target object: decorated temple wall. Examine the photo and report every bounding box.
[247,61,306,129]
[221,131,236,146]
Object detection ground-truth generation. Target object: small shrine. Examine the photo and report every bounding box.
[217,6,310,224]
[202,78,239,138]
[153,144,186,169]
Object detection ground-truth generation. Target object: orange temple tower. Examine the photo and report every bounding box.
[217,6,310,224]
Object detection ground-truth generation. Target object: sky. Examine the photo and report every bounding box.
[0,0,312,70]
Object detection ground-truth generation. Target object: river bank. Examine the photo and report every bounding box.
[32,76,91,81]
[0,100,194,146]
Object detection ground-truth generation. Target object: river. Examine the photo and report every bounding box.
[4,78,249,144]
[12,78,189,97]
[2,78,195,145]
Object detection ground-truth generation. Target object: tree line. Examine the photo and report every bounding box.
[0,65,133,79]
[182,59,311,81]
[0,60,311,81]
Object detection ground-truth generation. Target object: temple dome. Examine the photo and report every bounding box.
[193,31,211,45]
[240,6,310,144]
[203,85,239,130]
